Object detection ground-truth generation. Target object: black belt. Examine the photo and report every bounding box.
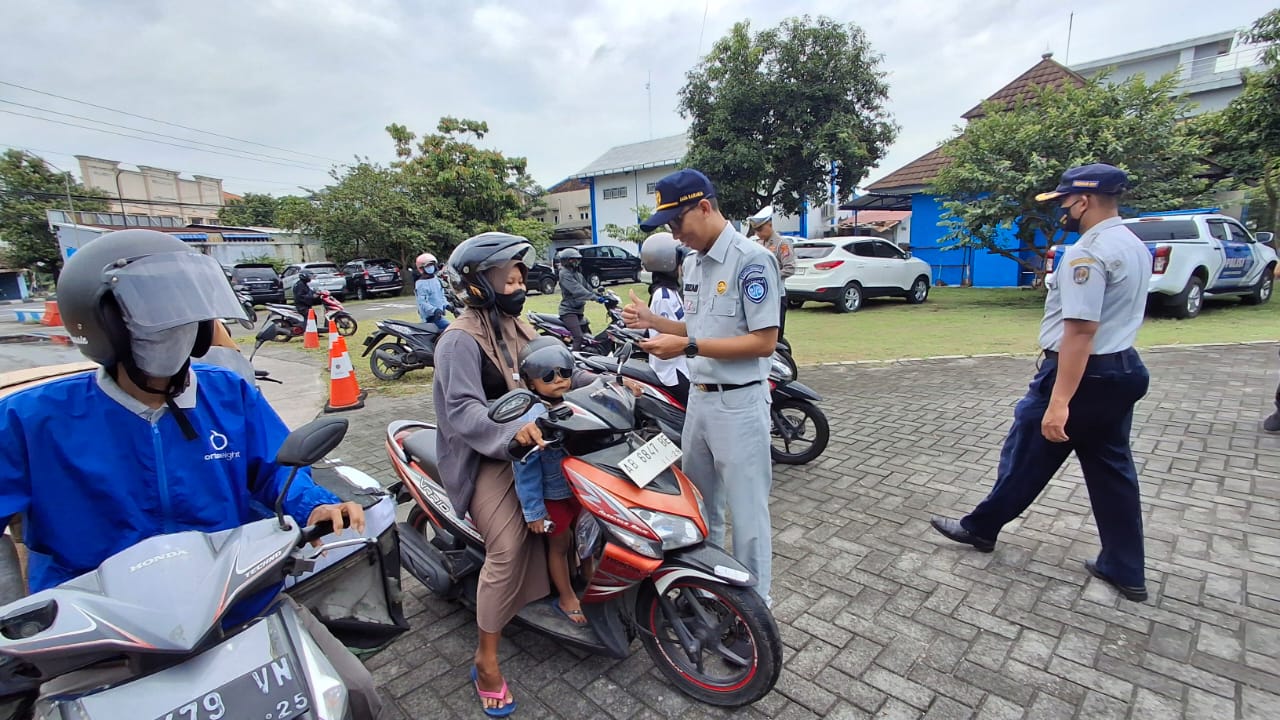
[694,380,761,393]
[1042,349,1131,361]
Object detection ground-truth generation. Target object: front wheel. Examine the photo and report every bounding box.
[905,276,929,304]
[1241,266,1275,306]
[587,272,602,289]
[770,398,829,465]
[334,313,358,336]
[370,342,407,381]
[639,577,781,707]
[540,277,556,295]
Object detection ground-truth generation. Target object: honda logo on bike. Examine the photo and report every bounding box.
[130,549,189,573]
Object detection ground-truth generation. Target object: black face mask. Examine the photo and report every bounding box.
[1057,201,1083,234]
[494,289,527,316]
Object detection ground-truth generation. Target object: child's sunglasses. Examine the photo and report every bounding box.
[537,367,573,383]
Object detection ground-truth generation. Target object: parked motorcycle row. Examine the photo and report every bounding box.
[0,283,829,716]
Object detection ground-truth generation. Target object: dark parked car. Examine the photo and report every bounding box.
[526,262,558,295]
[555,244,642,288]
[228,263,285,305]
[342,258,404,300]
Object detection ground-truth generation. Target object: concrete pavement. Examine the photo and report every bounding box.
[321,343,1280,719]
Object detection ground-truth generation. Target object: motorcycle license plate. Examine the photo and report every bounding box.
[152,656,309,720]
[619,433,682,488]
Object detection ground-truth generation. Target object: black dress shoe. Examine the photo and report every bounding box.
[929,517,995,552]
[1084,560,1148,602]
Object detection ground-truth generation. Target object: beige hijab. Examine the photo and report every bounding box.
[444,263,537,390]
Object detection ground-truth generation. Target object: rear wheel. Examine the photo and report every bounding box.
[770,398,829,465]
[269,318,293,341]
[1169,275,1205,319]
[1241,266,1275,305]
[588,272,602,289]
[787,298,805,309]
[834,282,862,313]
[639,577,782,707]
[370,342,407,381]
[540,276,556,295]
[356,285,368,301]
[334,313,358,336]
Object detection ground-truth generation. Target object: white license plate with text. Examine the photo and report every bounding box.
[618,433,682,488]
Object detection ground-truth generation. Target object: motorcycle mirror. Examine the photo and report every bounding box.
[272,417,348,530]
[617,341,634,377]
[488,389,538,424]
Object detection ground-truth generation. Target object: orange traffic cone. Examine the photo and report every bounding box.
[323,330,366,413]
[40,300,62,327]
[302,308,320,349]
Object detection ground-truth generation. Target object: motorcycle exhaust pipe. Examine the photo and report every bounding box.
[373,347,403,367]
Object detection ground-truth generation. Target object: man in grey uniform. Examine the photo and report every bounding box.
[622,169,781,604]
[746,205,796,343]
[931,163,1154,602]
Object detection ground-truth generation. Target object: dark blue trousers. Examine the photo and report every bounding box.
[962,348,1150,587]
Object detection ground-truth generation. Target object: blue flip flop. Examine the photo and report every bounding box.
[470,665,516,717]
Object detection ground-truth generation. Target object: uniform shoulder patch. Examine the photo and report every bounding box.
[738,263,767,282]
[743,275,768,303]
[1072,265,1091,284]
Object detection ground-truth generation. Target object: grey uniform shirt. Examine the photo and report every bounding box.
[682,223,782,383]
[1039,216,1152,354]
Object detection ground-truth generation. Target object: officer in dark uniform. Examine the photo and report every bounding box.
[931,164,1154,602]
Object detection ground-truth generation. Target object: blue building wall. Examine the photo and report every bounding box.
[906,194,1039,287]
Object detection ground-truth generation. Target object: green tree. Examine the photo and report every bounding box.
[0,150,107,276]
[603,205,656,246]
[217,192,280,226]
[678,15,897,219]
[931,73,1208,276]
[273,195,318,232]
[1192,9,1280,231]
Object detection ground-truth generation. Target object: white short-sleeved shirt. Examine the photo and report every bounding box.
[1039,216,1152,354]
[682,223,782,384]
[647,286,689,386]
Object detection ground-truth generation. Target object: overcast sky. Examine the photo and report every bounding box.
[0,0,1273,199]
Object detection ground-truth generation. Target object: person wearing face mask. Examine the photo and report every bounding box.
[555,247,596,352]
[432,232,602,717]
[0,229,383,719]
[414,251,451,329]
[931,163,1154,603]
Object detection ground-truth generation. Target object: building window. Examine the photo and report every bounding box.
[603,186,627,200]
[646,182,657,194]
[554,215,559,223]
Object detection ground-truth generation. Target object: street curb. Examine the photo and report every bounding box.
[0,298,52,306]
[801,339,1280,368]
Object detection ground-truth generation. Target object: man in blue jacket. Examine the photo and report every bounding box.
[0,229,380,719]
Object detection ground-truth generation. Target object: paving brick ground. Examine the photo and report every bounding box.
[325,343,1280,719]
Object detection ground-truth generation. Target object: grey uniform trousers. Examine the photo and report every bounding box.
[681,382,774,603]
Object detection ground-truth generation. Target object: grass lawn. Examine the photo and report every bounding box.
[249,285,1278,393]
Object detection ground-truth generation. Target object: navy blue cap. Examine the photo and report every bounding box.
[639,169,717,231]
[1035,163,1129,202]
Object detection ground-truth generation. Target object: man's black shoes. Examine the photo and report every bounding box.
[1084,560,1148,602]
[930,517,995,553]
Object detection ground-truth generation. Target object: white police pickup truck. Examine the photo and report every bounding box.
[1048,209,1277,319]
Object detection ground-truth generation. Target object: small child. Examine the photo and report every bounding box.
[512,338,587,625]
[414,252,450,330]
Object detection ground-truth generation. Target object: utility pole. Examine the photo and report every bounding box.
[1066,12,1074,65]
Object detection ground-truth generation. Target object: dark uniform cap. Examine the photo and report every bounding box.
[640,169,718,231]
[1035,163,1129,202]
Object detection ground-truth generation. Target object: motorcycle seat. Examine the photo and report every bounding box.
[402,428,440,480]
[387,320,442,334]
[529,312,565,326]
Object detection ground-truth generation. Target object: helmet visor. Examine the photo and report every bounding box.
[108,251,246,331]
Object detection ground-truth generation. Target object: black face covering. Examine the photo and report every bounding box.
[1057,201,1083,234]
[494,289,527,317]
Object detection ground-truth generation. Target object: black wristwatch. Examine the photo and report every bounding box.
[684,337,698,358]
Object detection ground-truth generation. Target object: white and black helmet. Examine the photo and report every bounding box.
[445,232,534,309]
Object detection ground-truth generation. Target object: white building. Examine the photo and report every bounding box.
[569,132,823,248]
[75,156,226,225]
[1070,29,1267,115]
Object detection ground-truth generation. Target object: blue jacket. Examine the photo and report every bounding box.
[416,277,448,322]
[510,405,573,522]
[0,364,340,593]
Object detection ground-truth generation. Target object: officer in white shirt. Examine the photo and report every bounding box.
[931,164,1154,602]
[623,169,781,604]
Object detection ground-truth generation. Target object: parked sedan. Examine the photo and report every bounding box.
[785,237,933,313]
[342,258,404,300]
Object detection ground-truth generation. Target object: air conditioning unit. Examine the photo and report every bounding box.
[819,202,839,222]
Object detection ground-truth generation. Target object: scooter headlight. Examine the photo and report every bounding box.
[632,509,702,550]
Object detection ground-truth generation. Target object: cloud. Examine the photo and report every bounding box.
[0,0,1272,196]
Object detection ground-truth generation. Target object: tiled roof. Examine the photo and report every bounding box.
[841,210,910,225]
[961,55,1087,119]
[571,133,688,179]
[865,145,953,192]
[545,178,589,194]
